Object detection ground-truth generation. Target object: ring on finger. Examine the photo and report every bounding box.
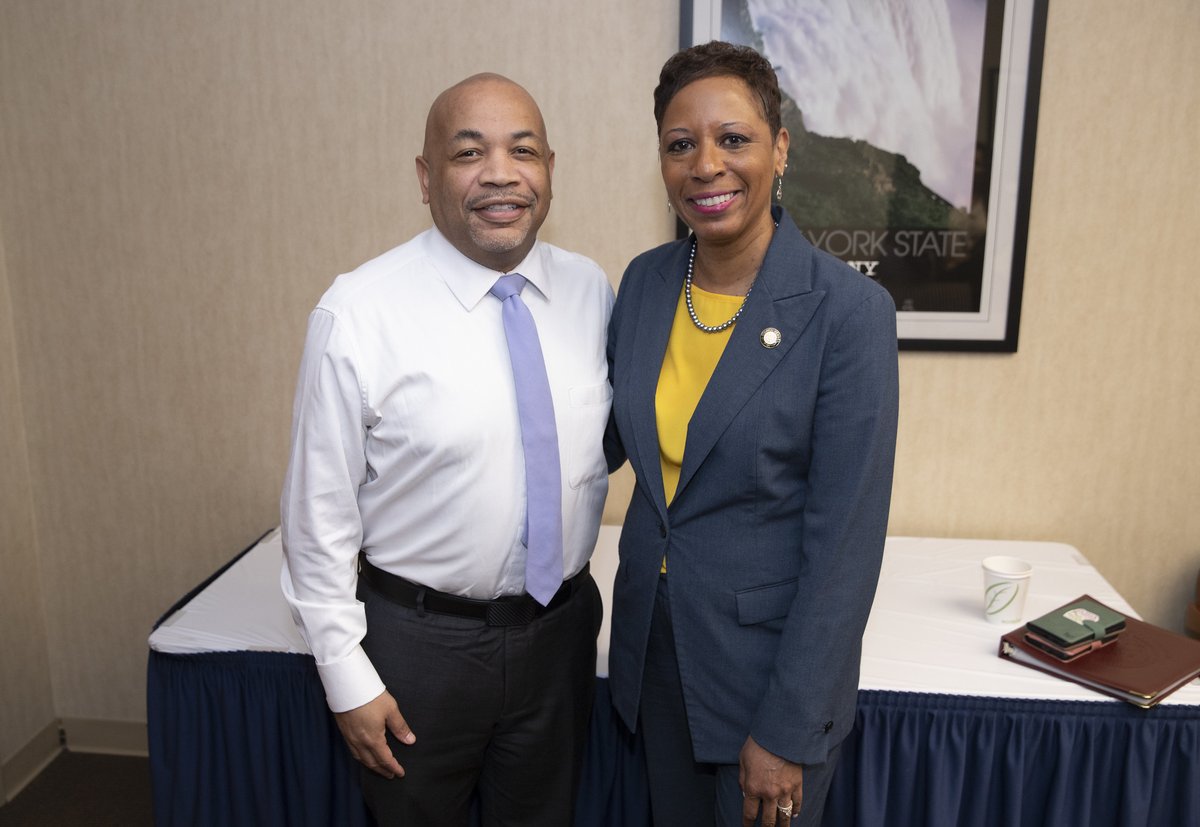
[777,800,794,817]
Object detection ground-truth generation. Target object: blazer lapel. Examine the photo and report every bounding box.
[625,241,689,519]
[674,214,826,501]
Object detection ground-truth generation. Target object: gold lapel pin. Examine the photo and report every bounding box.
[760,327,782,349]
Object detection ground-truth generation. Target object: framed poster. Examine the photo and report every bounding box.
[682,0,1048,351]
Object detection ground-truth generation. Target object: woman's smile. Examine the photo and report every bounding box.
[689,191,739,213]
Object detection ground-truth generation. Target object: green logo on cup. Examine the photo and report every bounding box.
[985,581,1019,615]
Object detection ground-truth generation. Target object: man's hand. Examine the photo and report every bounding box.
[333,690,415,778]
[739,735,804,827]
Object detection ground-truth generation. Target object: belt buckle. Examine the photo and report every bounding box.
[486,599,538,627]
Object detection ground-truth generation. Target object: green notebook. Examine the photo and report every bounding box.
[1026,597,1126,648]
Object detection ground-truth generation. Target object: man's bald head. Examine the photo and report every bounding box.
[416,74,555,273]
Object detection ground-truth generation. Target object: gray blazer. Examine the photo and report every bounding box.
[604,208,899,766]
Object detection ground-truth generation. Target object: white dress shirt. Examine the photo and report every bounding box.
[280,227,613,712]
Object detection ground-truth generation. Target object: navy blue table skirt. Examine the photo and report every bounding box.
[148,650,1200,827]
[828,690,1200,827]
[147,651,650,827]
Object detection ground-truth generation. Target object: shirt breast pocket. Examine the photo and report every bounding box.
[566,382,612,489]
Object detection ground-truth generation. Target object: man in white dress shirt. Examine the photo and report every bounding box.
[280,73,613,825]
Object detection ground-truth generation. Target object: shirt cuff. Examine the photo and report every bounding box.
[316,646,387,713]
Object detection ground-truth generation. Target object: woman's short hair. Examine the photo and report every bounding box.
[653,41,783,137]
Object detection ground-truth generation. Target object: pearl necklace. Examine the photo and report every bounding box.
[684,238,753,333]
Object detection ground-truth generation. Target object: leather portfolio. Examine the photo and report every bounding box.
[998,594,1200,708]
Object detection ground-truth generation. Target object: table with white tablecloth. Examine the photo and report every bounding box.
[148,529,1200,826]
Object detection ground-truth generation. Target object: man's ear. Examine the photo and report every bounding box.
[415,156,431,205]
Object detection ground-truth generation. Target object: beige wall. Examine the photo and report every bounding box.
[0,215,56,777]
[0,0,1195,738]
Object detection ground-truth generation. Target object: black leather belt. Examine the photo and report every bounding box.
[360,558,589,627]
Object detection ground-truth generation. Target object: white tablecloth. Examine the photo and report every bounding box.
[150,527,1200,705]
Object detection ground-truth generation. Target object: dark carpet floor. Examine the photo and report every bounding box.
[0,751,152,826]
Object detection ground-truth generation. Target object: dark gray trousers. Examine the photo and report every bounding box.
[357,573,602,827]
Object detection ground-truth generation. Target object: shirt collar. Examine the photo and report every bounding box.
[427,226,551,311]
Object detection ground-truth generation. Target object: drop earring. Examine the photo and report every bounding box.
[775,175,783,200]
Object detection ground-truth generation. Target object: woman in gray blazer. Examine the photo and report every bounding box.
[604,42,899,827]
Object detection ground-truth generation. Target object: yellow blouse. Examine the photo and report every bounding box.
[656,282,741,566]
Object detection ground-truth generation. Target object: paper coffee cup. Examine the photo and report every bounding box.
[981,556,1032,624]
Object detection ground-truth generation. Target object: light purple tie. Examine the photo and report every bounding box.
[490,274,563,605]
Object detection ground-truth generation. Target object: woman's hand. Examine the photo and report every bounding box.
[739,735,803,826]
